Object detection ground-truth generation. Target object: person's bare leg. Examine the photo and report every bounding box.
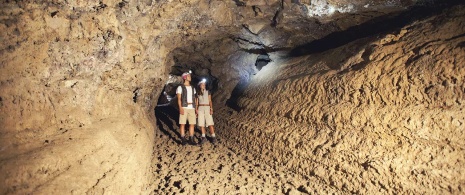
[187,124,195,145]
[189,124,195,136]
[180,124,185,137]
[199,126,207,144]
[179,124,187,145]
[209,125,216,143]
[209,125,215,135]
[201,126,206,135]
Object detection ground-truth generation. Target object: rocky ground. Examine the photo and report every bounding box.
[153,105,338,194]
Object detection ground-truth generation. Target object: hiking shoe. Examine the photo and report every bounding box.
[188,136,196,145]
[211,137,217,144]
[181,137,187,146]
[199,137,207,145]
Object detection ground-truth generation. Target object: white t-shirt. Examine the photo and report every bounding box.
[176,85,196,109]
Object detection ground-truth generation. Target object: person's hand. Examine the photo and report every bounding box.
[180,108,184,115]
[210,109,213,115]
[195,109,198,115]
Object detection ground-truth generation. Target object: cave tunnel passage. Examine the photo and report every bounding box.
[150,2,465,194]
[150,43,318,194]
[2,0,465,194]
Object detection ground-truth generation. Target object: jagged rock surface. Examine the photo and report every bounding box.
[216,6,465,194]
[0,0,462,194]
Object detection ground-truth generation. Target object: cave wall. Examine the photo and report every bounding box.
[0,1,168,193]
[0,0,451,193]
[216,6,465,194]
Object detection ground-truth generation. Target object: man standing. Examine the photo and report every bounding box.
[176,72,197,145]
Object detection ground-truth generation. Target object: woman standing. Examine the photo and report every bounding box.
[195,79,217,144]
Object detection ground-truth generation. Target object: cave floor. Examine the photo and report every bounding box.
[152,106,334,194]
[151,136,299,194]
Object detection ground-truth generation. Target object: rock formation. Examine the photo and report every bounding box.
[217,5,465,193]
[0,0,463,194]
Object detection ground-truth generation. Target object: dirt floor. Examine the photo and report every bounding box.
[153,105,337,194]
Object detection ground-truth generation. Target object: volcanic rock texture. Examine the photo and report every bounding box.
[217,6,465,194]
[0,1,162,193]
[0,0,464,194]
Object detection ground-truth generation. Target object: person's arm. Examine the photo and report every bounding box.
[195,95,199,115]
[177,87,184,115]
[177,93,184,115]
[209,94,213,115]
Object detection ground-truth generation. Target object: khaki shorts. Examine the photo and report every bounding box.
[179,108,196,125]
[197,106,214,127]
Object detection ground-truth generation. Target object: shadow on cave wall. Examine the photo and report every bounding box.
[154,84,182,143]
[288,0,464,58]
[225,77,251,112]
[155,104,182,144]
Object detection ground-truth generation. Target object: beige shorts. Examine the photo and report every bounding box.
[179,108,196,125]
[197,106,214,127]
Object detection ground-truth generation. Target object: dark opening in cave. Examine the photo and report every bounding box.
[255,54,271,71]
